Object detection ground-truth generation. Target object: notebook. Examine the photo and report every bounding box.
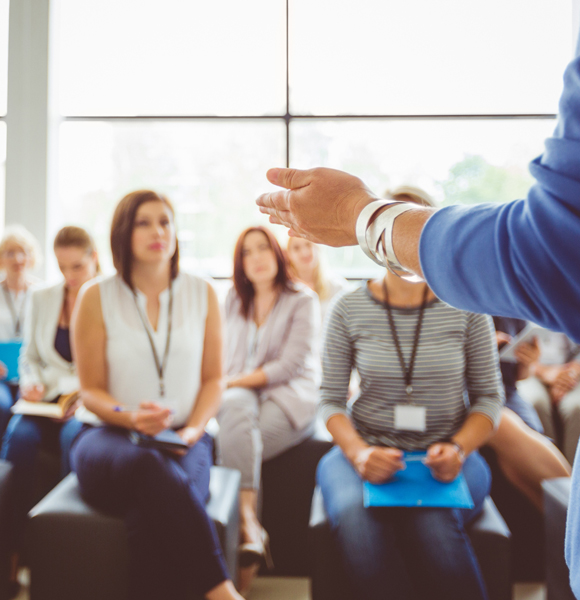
[363,451,474,509]
[0,340,23,382]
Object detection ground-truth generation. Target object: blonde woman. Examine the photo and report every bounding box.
[0,226,99,588]
[0,226,43,436]
[286,237,347,323]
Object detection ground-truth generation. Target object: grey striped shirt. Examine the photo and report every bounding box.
[320,284,504,450]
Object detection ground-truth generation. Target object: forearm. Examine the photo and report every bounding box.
[451,413,495,456]
[185,377,223,430]
[390,207,435,277]
[82,387,135,429]
[326,414,369,463]
[227,368,268,389]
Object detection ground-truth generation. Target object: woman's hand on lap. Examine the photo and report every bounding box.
[20,384,45,402]
[176,425,204,447]
[132,402,173,436]
[425,443,464,482]
[353,446,404,483]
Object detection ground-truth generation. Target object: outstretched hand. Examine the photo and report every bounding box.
[256,167,377,247]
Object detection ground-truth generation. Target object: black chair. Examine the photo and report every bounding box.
[309,487,512,600]
[260,423,333,576]
[543,477,575,600]
[27,466,241,600]
[0,461,13,600]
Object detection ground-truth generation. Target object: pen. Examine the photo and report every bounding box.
[113,405,175,414]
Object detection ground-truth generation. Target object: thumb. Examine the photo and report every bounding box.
[427,444,444,458]
[267,167,310,190]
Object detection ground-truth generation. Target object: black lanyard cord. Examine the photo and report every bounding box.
[2,282,27,337]
[381,280,429,397]
[133,282,174,398]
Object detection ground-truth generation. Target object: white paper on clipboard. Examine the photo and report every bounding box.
[498,323,550,363]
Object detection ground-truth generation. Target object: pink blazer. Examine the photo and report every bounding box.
[224,285,321,430]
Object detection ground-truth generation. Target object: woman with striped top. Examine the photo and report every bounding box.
[317,269,499,600]
[316,187,570,600]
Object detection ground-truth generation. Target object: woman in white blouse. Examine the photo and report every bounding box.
[73,191,243,600]
[0,226,42,435]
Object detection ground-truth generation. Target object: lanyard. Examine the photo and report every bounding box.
[2,282,27,338]
[133,283,174,399]
[381,280,429,399]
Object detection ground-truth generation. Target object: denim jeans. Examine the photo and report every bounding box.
[0,381,16,438]
[0,414,83,550]
[317,445,491,600]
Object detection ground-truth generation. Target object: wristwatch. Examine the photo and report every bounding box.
[448,440,466,462]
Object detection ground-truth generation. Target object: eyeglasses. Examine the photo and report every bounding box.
[3,250,30,260]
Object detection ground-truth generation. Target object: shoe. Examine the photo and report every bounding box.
[238,528,274,570]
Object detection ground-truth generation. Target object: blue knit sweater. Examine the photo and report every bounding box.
[420,37,580,344]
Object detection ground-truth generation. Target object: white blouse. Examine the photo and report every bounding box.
[77,273,208,428]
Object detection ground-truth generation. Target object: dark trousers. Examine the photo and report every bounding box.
[0,414,82,551]
[71,426,229,600]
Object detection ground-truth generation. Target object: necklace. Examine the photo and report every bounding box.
[381,280,429,398]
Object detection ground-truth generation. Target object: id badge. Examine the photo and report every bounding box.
[394,404,426,432]
[58,375,79,395]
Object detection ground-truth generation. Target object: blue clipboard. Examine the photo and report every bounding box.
[0,341,22,383]
[363,451,474,509]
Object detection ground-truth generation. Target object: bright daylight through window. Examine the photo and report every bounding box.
[55,0,573,277]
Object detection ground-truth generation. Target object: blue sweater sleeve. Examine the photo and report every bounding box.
[419,48,580,343]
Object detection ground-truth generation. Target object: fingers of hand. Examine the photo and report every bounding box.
[266,167,310,190]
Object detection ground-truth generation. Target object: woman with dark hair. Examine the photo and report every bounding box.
[218,226,320,594]
[72,191,243,600]
[1,225,98,589]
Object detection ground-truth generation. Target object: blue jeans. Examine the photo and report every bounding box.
[317,446,491,600]
[0,381,16,438]
[71,426,229,600]
[0,414,83,550]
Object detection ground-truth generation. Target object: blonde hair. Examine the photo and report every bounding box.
[286,238,333,301]
[0,225,43,269]
[53,226,101,273]
[385,185,436,208]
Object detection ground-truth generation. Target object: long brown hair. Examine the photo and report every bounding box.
[53,226,101,273]
[233,226,294,319]
[110,190,179,289]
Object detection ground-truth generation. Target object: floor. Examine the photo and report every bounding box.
[244,578,547,600]
[14,573,546,599]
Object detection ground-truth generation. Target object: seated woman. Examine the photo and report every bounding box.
[72,190,243,600]
[0,226,98,581]
[493,316,543,433]
[286,236,348,323]
[518,331,580,463]
[318,260,500,600]
[0,226,43,436]
[218,226,320,593]
[317,187,570,600]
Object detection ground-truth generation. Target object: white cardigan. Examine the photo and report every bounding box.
[19,282,77,401]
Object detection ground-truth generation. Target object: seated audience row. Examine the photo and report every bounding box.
[0,186,573,599]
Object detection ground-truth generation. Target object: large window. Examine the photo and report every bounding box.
[0,0,8,229]
[55,0,574,277]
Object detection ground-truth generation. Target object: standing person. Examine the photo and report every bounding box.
[72,191,243,600]
[218,226,320,594]
[286,236,348,323]
[0,226,43,436]
[0,226,98,589]
[256,38,580,343]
